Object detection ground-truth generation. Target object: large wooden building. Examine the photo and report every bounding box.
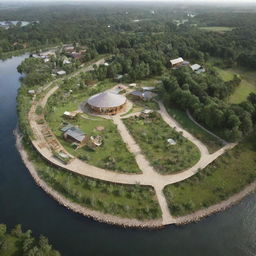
[86,91,127,115]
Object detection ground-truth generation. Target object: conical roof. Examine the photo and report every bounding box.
[87,91,126,108]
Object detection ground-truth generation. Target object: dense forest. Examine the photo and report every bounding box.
[0,224,60,255]
[3,3,256,141]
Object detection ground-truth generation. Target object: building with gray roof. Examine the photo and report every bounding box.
[86,91,127,115]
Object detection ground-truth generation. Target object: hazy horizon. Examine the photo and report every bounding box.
[1,0,256,4]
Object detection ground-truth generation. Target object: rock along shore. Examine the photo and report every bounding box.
[15,130,163,229]
[15,129,256,228]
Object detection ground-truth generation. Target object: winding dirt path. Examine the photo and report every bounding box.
[26,59,237,226]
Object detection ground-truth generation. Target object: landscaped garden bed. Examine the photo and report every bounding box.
[26,142,161,220]
[45,79,141,173]
[164,133,256,216]
[123,112,200,174]
[166,105,223,153]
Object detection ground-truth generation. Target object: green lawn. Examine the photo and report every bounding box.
[26,142,161,220]
[214,67,256,104]
[46,82,141,173]
[164,133,256,217]
[127,95,160,112]
[123,112,200,174]
[199,26,234,32]
[166,105,222,153]
[50,114,141,173]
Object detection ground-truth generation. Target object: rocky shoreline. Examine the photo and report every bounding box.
[15,131,163,229]
[175,181,256,225]
[15,130,256,228]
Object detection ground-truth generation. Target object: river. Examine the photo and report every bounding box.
[0,55,255,256]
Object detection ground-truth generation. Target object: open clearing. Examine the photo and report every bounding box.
[165,105,222,153]
[214,67,256,104]
[199,26,234,32]
[45,80,141,173]
[164,134,256,217]
[123,112,200,174]
[27,143,161,220]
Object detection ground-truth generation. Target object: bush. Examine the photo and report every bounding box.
[35,105,43,115]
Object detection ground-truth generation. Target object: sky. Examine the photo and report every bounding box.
[0,0,256,2]
[1,0,256,5]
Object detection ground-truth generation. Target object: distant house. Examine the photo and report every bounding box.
[61,124,88,144]
[44,58,50,63]
[31,54,40,58]
[170,57,184,67]
[69,50,86,60]
[141,109,154,118]
[63,59,71,65]
[28,90,36,95]
[115,74,123,81]
[142,86,156,91]
[56,70,66,76]
[129,83,137,88]
[190,64,206,74]
[63,46,75,53]
[63,111,78,119]
[39,50,56,59]
[130,90,156,101]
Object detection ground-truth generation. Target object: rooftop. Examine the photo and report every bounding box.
[190,64,202,71]
[87,91,126,108]
[61,125,86,142]
[170,57,184,65]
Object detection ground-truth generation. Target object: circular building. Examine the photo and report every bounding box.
[86,91,127,115]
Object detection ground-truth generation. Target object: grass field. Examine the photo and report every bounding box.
[26,142,161,220]
[51,114,141,173]
[166,105,222,153]
[214,67,256,104]
[46,83,141,173]
[123,112,200,174]
[199,26,234,32]
[164,133,256,217]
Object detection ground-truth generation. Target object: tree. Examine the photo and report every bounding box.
[0,224,6,238]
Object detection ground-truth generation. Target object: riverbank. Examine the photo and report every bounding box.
[16,130,256,228]
[15,130,163,229]
[174,181,256,225]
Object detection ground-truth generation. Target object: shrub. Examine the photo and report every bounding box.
[35,105,43,115]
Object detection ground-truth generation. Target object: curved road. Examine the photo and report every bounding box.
[27,60,236,225]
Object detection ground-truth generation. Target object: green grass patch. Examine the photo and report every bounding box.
[46,80,141,173]
[214,67,256,104]
[164,133,256,217]
[166,105,222,153]
[123,112,200,174]
[25,141,161,220]
[199,26,234,32]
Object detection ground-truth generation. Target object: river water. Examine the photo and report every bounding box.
[0,55,255,256]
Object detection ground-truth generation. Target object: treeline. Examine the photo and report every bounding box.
[2,5,256,71]
[0,224,60,256]
[161,67,256,141]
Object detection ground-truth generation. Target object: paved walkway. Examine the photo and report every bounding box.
[186,109,228,145]
[27,60,236,226]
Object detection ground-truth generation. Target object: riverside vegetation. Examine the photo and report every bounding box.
[123,112,200,174]
[13,4,256,224]
[0,224,60,256]
[164,133,256,216]
[24,141,161,220]
[17,59,161,221]
[44,77,141,174]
